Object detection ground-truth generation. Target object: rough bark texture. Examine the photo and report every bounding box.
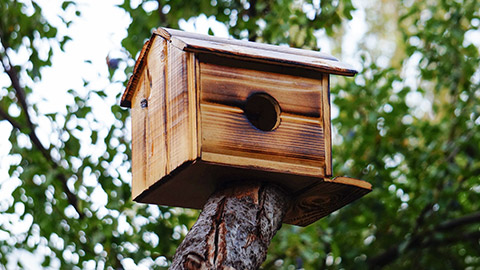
[169,182,289,270]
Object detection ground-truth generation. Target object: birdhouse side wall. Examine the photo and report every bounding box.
[198,60,330,177]
[130,36,198,199]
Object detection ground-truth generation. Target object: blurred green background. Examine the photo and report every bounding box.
[0,0,479,269]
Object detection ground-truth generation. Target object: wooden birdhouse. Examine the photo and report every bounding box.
[121,28,371,226]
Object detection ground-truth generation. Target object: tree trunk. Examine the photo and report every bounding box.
[170,182,289,270]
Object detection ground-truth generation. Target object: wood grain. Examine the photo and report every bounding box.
[130,36,198,198]
[145,37,168,188]
[121,35,154,107]
[130,69,148,198]
[199,61,327,177]
[122,28,358,108]
[194,54,202,158]
[134,160,371,226]
[165,41,192,173]
[156,27,338,61]
[284,177,372,226]
[200,62,323,117]
[125,29,370,227]
[201,103,325,176]
[322,75,333,177]
[187,53,199,160]
[156,27,357,77]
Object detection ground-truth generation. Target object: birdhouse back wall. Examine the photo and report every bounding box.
[130,35,333,200]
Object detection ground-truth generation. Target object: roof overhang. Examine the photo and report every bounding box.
[121,28,358,108]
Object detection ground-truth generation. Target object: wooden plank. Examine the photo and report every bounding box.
[130,69,148,198]
[199,61,326,176]
[145,37,168,188]
[284,177,372,226]
[200,62,324,117]
[174,36,356,76]
[133,160,324,214]
[202,152,324,176]
[131,37,198,194]
[186,52,198,160]
[200,103,325,176]
[195,57,202,157]
[156,27,338,61]
[332,176,373,190]
[134,159,370,226]
[165,42,191,172]
[322,75,332,177]
[121,36,155,107]
[123,28,358,108]
[155,28,357,77]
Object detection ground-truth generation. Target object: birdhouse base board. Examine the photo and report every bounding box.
[133,160,371,226]
[283,177,371,226]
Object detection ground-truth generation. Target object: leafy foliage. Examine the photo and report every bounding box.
[0,0,479,269]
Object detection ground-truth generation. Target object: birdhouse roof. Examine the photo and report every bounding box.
[121,27,357,107]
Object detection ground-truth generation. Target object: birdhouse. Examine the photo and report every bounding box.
[121,28,371,226]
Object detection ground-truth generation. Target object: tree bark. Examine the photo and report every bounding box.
[170,182,289,270]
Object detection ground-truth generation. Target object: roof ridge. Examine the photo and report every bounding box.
[121,28,358,108]
[155,27,339,62]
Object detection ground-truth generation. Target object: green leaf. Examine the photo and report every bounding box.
[61,1,73,10]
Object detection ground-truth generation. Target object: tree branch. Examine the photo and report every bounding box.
[369,211,480,268]
[423,231,480,247]
[436,211,480,232]
[170,182,288,269]
[412,203,433,235]
[247,0,258,42]
[1,48,35,130]
[156,0,168,26]
[0,105,24,131]
[0,40,84,219]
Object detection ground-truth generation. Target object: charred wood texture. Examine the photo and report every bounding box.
[170,182,289,270]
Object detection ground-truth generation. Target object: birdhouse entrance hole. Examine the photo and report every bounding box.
[244,93,281,131]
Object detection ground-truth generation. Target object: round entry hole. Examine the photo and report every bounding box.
[244,93,281,131]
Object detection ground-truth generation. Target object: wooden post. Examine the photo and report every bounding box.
[170,182,289,270]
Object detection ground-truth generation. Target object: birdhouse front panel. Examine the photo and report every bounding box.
[199,59,331,178]
[122,28,371,226]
